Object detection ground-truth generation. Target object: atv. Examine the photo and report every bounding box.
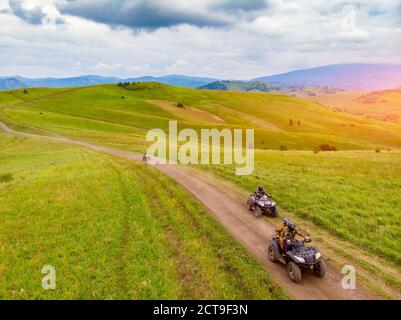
[142,154,151,162]
[247,193,279,217]
[268,236,326,283]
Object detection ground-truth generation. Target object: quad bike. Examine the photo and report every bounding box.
[247,193,279,217]
[268,236,326,283]
[142,154,151,162]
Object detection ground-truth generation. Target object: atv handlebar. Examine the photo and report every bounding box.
[271,235,312,243]
[282,236,312,244]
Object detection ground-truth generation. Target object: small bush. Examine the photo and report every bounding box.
[0,173,13,183]
[375,148,381,153]
[279,145,287,151]
[289,119,293,126]
[317,144,337,151]
[23,89,29,94]
[117,82,130,88]
[177,102,185,108]
[121,96,125,99]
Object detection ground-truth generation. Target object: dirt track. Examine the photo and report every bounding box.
[0,121,376,300]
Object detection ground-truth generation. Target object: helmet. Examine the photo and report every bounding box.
[288,222,296,231]
[257,186,264,192]
[282,217,289,224]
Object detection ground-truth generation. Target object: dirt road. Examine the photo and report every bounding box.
[0,121,376,300]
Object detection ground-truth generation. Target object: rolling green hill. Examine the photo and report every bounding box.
[1,83,401,152]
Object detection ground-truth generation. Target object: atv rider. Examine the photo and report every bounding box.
[254,186,266,199]
[249,186,273,211]
[279,222,306,253]
[275,217,289,238]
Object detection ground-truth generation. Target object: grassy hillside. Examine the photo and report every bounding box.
[1,83,401,151]
[305,87,401,122]
[0,134,286,299]
[1,83,401,295]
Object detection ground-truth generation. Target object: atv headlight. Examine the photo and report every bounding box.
[315,252,321,260]
[294,255,305,263]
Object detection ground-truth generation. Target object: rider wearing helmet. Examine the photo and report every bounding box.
[143,153,150,162]
[284,222,305,240]
[279,222,305,252]
[255,186,266,199]
[275,217,289,237]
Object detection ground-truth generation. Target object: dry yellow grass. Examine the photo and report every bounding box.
[305,88,401,122]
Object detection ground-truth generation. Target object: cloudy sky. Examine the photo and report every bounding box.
[0,0,400,79]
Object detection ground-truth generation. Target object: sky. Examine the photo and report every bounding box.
[0,0,400,79]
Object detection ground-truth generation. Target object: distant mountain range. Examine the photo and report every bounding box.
[126,75,218,89]
[1,64,401,92]
[199,80,281,92]
[254,64,401,91]
[0,75,218,90]
[0,77,28,90]
[199,80,343,96]
[0,75,121,90]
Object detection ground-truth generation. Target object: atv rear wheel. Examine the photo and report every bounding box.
[287,261,302,282]
[268,244,278,262]
[313,259,327,278]
[271,206,279,217]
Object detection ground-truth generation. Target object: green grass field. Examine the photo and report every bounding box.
[198,150,401,266]
[0,134,286,299]
[1,83,401,297]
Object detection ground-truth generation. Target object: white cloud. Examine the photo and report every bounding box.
[0,0,400,78]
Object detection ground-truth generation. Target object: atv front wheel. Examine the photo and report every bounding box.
[254,206,263,217]
[268,244,278,262]
[246,199,254,211]
[287,261,302,282]
[313,259,327,278]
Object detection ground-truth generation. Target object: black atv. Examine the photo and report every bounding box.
[247,193,279,217]
[268,236,326,282]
